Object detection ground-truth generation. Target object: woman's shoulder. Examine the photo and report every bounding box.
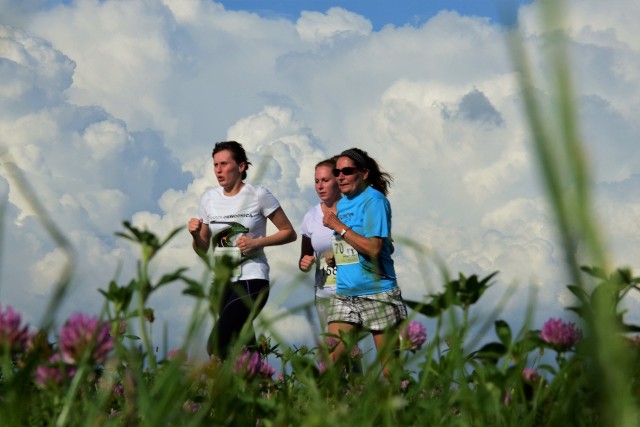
[363,187,390,210]
[243,182,274,195]
[305,202,322,214]
[300,203,317,230]
[244,183,281,212]
[302,203,322,219]
[201,186,223,200]
[365,186,386,199]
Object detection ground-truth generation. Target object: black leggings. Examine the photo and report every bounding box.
[207,279,270,359]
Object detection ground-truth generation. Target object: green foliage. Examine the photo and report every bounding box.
[567,266,640,333]
[404,272,498,317]
[1,222,640,426]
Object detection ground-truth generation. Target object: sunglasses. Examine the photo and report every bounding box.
[332,167,360,177]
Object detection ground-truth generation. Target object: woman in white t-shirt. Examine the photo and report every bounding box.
[188,141,297,358]
[299,157,341,329]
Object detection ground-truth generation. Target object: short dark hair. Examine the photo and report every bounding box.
[212,141,252,180]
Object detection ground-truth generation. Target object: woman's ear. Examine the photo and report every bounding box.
[362,169,369,181]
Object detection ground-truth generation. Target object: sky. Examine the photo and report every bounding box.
[1,0,639,363]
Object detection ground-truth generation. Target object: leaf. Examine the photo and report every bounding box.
[511,336,540,357]
[623,323,640,333]
[480,271,499,285]
[566,285,588,303]
[566,305,589,318]
[114,231,136,243]
[181,276,206,298]
[469,342,507,364]
[580,265,607,279]
[180,276,205,288]
[476,342,508,355]
[614,268,632,285]
[495,320,512,347]
[404,299,441,317]
[435,292,452,312]
[458,272,497,306]
[537,363,558,376]
[289,354,318,375]
[154,268,189,288]
[590,283,617,308]
[183,288,205,298]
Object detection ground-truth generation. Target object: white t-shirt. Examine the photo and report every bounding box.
[198,183,281,281]
[300,203,337,299]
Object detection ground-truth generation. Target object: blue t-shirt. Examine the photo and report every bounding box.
[335,186,397,296]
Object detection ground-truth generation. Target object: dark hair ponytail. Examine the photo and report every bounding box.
[339,148,392,196]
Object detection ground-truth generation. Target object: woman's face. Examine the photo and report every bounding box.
[213,149,245,189]
[315,165,340,204]
[334,156,368,197]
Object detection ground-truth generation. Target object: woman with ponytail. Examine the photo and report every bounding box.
[321,148,407,377]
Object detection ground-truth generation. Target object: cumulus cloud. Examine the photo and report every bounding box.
[1,0,639,356]
[0,25,75,116]
[296,7,372,44]
[0,21,190,330]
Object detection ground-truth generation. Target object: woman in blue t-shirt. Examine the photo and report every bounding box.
[322,148,407,377]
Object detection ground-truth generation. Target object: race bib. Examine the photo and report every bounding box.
[318,256,337,286]
[212,246,242,278]
[332,235,359,265]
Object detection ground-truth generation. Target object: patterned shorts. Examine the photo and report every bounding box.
[327,288,408,331]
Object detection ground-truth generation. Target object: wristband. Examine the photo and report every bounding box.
[340,228,348,237]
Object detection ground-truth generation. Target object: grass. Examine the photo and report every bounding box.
[1,0,639,425]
